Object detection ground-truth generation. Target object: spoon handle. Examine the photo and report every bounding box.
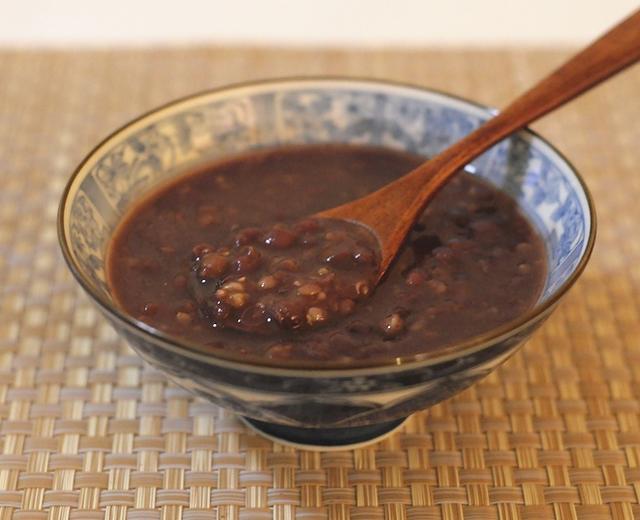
[427,7,640,174]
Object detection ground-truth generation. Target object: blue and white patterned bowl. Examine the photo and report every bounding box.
[58,78,595,446]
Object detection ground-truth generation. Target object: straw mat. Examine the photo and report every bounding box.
[0,48,639,519]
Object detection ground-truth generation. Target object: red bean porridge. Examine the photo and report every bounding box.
[107,144,546,362]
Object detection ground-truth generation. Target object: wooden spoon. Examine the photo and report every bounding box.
[316,8,640,280]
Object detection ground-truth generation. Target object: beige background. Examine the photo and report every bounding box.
[1,0,638,47]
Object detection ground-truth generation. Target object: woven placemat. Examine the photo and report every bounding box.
[0,47,639,519]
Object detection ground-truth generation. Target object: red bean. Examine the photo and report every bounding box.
[448,239,474,251]
[178,300,197,313]
[173,274,187,289]
[380,313,405,338]
[272,300,306,330]
[297,283,322,296]
[126,257,142,269]
[306,306,328,325]
[273,258,299,272]
[235,227,262,246]
[258,275,278,290]
[264,227,297,248]
[405,270,425,286]
[234,246,262,273]
[199,253,230,278]
[293,219,321,233]
[213,301,231,320]
[192,243,214,257]
[427,279,448,294]
[266,343,293,360]
[325,231,347,241]
[143,303,158,315]
[325,250,353,268]
[198,213,217,227]
[470,218,498,234]
[433,247,453,261]
[515,242,533,254]
[176,312,192,325]
[198,205,218,217]
[353,249,375,265]
[197,206,219,227]
[228,292,250,308]
[339,299,356,315]
[517,263,531,274]
[354,281,370,297]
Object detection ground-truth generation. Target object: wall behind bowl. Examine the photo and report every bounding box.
[1,0,638,47]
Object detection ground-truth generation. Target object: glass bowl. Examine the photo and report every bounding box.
[58,78,595,448]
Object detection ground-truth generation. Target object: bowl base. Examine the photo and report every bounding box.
[240,416,408,451]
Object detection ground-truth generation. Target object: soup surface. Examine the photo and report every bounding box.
[107,144,546,362]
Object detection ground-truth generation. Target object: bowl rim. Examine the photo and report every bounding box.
[57,76,597,376]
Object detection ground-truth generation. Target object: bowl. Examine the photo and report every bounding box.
[58,78,595,448]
